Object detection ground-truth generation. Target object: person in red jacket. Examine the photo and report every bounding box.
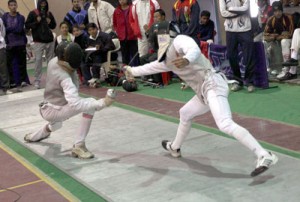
[113,0,139,66]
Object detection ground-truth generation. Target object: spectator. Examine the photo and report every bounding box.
[25,0,56,89]
[64,0,88,33]
[25,29,35,62]
[197,10,215,43]
[281,0,299,7]
[172,0,200,44]
[130,0,160,57]
[139,8,166,83]
[113,0,139,66]
[55,21,75,50]
[2,0,28,88]
[83,0,91,11]
[72,24,90,84]
[88,0,115,34]
[280,28,299,79]
[86,23,115,86]
[0,18,12,95]
[219,0,256,92]
[264,1,294,80]
[254,0,273,42]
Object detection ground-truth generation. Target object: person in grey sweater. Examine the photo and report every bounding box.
[24,42,116,159]
[219,0,256,92]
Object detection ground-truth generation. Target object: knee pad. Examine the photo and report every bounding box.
[48,122,62,132]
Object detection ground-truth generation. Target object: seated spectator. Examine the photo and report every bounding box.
[72,24,90,84]
[254,0,273,42]
[281,28,300,79]
[86,23,115,85]
[139,8,166,84]
[55,21,75,50]
[281,0,299,7]
[263,1,294,80]
[197,10,215,43]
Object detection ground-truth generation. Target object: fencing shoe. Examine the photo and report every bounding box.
[24,133,50,142]
[251,152,278,177]
[72,142,94,159]
[162,140,181,158]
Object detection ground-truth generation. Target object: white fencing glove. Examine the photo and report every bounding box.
[123,65,134,81]
[104,89,116,107]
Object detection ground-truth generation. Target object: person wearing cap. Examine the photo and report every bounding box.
[24,42,116,159]
[124,21,278,177]
[264,1,295,80]
[219,0,256,93]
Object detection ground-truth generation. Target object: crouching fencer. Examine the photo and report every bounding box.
[124,21,278,176]
[24,42,116,159]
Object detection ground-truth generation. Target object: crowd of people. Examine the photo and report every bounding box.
[1,0,294,176]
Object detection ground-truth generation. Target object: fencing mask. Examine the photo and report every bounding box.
[56,42,82,69]
[156,21,180,62]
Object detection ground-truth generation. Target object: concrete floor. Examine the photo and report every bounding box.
[1,90,300,202]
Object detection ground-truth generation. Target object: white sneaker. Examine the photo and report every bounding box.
[21,82,28,87]
[24,133,50,142]
[251,152,278,177]
[161,140,181,158]
[71,142,94,159]
[276,67,289,79]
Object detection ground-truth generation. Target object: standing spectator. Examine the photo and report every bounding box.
[197,10,215,43]
[0,18,12,95]
[83,0,91,11]
[281,0,299,7]
[88,0,115,34]
[86,23,115,86]
[172,0,200,44]
[113,0,138,66]
[2,0,28,88]
[25,0,56,89]
[264,1,294,80]
[55,22,75,49]
[64,0,88,33]
[129,0,160,57]
[219,0,256,93]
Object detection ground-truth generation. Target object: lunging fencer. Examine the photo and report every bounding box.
[24,42,116,159]
[124,21,278,176]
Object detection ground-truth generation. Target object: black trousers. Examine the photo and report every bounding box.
[6,45,27,85]
[0,48,9,89]
[120,40,139,66]
[226,30,256,86]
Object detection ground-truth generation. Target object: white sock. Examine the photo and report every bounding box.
[231,126,269,158]
[289,66,297,74]
[291,50,298,60]
[74,113,93,145]
[171,121,191,149]
[30,124,50,141]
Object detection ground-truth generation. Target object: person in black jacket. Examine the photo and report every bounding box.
[25,0,56,89]
[85,23,115,87]
[72,24,90,84]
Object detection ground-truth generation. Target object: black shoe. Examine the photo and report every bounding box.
[161,140,181,157]
[282,58,298,66]
[278,72,297,81]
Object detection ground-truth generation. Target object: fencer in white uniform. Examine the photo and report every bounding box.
[124,21,278,177]
[24,42,116,159]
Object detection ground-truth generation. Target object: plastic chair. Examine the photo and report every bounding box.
[102,38,121,78]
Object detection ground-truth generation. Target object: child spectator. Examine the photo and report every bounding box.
[55,21,75,50]
[86,23,115,86]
